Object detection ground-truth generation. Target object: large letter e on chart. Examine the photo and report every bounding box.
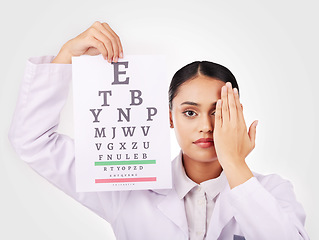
[112,61,129,85]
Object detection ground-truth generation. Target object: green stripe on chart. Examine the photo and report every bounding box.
[95,160,156,166]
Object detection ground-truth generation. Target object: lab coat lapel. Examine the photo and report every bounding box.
[156,188,189,238]
[206,185,234,239]
[153,151,188,237]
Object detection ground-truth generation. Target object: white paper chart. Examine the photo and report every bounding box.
[72,55,172,192]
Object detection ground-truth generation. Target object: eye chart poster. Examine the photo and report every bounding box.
[72,55,172,192]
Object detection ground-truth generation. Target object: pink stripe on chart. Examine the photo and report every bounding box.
[95,177,157,183]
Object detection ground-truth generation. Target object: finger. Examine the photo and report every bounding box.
[226,82,237,124]
[233,87,245,126]
[87,37,108,60]
[91,22,116,62]
[214,99,223,128]
[248,120,258,146]
[99,22,119,61]
[84,47,102,56]
[102,22,124,59]
[88,27,112,60]
[96,22,122,62]
[221,84,230,123]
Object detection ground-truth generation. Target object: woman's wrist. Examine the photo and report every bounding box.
[52,44,73,64]
[222,160,254,189]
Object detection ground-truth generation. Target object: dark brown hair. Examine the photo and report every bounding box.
[169,61,239,109]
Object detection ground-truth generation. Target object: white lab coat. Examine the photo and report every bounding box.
[9,56,309,240]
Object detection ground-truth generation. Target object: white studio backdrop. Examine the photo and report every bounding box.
[0,0,318,239]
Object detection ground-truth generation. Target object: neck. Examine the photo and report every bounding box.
[182,154,223,184]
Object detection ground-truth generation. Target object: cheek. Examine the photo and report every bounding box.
[173,114,195,144]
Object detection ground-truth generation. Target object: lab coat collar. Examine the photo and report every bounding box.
[156,186,189,237]
[150,151,189,237]
[171,150,227,201]
[172,150,197,199]
[150,150,189,196]
[151,151,234,239]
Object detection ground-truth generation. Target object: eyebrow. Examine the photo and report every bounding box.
[180,101,217,107]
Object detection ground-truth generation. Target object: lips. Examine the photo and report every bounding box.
[193,138,214,148]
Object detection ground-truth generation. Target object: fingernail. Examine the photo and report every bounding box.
[233,88,238,94]
[255,120,258,127]
[217,99,222,106]
[226,82,232,89]
[119,52,123,58]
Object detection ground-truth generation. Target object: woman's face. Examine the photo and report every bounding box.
[170,75,225,163]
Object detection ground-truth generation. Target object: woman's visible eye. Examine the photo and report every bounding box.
[212,111,216,116]
[183,110,197,117]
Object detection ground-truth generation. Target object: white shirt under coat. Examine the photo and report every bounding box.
[175,154,227,239]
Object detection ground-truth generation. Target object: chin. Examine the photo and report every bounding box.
[183,148,218,163]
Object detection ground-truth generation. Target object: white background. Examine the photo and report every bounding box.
[0,0,318,239]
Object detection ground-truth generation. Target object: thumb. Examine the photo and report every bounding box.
[248,120,258,145]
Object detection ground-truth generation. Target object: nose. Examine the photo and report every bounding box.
[199,114,214,133]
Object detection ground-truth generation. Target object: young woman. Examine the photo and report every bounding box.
[9,21,309,240]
